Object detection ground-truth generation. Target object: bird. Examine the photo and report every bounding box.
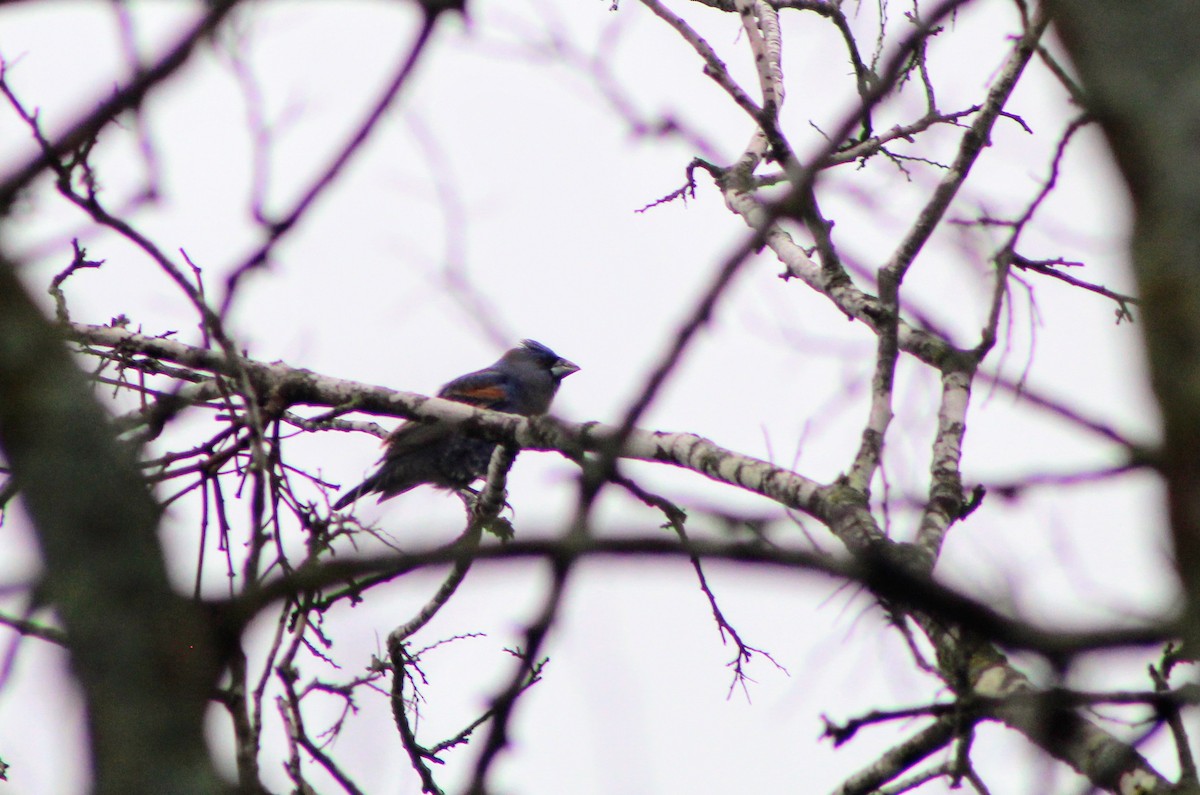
[332,340,579,510]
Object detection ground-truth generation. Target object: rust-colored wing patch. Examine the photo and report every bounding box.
[444,383,507,406]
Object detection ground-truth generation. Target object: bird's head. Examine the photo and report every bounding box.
[518,339,580,382]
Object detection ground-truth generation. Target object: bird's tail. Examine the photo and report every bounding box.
[332,473,381,511]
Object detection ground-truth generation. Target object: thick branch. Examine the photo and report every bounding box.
[0,266,224,794]
[1048,0,1200,659]
[67,322,828,516]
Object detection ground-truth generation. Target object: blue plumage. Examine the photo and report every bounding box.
[333,340,578,510]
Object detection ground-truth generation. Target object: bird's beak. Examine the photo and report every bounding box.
[552,358,580,379]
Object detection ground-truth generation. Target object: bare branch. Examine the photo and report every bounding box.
[221,12,445,312]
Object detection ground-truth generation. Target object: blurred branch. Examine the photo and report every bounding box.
[1047,0,1200,655]
[222,10,446,312]
[829,718,959,795]
[245,534,1174,659]
[0,1,239,208]
[0,611,65,646]
[0,261,225,793]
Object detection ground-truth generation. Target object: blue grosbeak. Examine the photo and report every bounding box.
[333,340,579,510]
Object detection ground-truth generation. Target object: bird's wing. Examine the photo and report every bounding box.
[438,369,512,409]
[379,368,510,460]
[380,420,446,460]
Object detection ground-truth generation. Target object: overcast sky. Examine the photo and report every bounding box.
[0,1,1174,793]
